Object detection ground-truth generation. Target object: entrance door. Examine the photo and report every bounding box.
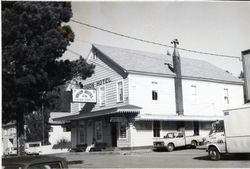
[111,123,117,147]
[87,120,93,145]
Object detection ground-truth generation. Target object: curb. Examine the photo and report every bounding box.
[77,149,153,155]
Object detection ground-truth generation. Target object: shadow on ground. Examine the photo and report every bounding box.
[67,160,84,165]
[194,154,250,161]
[153,147,198,152]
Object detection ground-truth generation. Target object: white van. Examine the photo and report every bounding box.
[206,104,250,160]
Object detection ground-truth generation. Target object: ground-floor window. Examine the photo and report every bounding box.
[153,121,160,137]
[119,122,127,139]
[193,121,199,136]
[95,121,103,142]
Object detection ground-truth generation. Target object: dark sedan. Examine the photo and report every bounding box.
[2,155,68,169]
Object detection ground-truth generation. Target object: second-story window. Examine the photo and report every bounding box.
[191,85,197,96]
[117,81,124,102]
[152,82,158,101]
[224,88,229,104]
[99,86,106,106]
[191,85,197,102]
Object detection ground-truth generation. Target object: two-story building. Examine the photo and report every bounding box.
[54,44,244,148]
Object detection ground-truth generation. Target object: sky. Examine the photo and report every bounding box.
[62,1,250,77]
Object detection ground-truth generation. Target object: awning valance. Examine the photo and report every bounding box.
[135,114,224,122]
[53,104,141,121]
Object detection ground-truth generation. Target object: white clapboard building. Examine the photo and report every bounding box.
[54,44,244,148]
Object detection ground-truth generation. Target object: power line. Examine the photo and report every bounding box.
[70,19,240,60]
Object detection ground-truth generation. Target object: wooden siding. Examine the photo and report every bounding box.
[78,52,129,113]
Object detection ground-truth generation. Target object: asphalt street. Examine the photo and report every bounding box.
[53,149,250,168]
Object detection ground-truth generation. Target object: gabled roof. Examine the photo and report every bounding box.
[92,44,243,84]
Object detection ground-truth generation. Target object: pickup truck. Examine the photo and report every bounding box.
[153,132,203,152]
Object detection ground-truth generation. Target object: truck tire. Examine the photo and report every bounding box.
[208,147,221,160]
[167,143,174,152]
[191,140,197,149]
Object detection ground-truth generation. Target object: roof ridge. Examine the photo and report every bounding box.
[92,44,242,84]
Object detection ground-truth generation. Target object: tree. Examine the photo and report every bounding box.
[25,85,72,145]
[25,111,50,144]
[2,2,95,154]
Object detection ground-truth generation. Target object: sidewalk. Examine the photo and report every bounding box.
[86,147,153,155]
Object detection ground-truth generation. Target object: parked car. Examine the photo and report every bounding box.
[2,155,68,169]
[3,147,17,156]
[25,142,42,155]
[153,132,204,152]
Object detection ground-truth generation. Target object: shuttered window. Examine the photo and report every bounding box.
[117,81,124,102]
[99,86,106,106]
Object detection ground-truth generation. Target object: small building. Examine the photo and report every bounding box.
[54,44,244,148]
[2,121,17,152]
[49,112,72,145]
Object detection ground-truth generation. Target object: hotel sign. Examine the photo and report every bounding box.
[72,89,97,103]
[82,78,112,89]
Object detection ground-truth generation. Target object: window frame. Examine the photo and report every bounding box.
[153,121,161,138]
[224,88,229,104]
[116,80,124,103]
[99,86,106,106]
[118,122,128,140]
[152,81,158,101]
[191,85,197,96]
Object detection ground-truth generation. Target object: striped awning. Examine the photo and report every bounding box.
[135,114,224,122]
[53,104,141,121]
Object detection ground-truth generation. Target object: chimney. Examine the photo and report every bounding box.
[172,39,184,115]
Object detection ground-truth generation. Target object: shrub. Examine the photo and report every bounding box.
[52,138,71,149]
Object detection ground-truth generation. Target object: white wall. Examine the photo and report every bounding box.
[128,74,176,115]
[128,74,244,117]
[130,121,213,147]
[49,125,71,145]
[182,80,244,117]
[130,121,154,147]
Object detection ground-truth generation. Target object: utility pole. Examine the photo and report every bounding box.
[172,39,184,115]
[42,91,45,145]
[42,102,45,145]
